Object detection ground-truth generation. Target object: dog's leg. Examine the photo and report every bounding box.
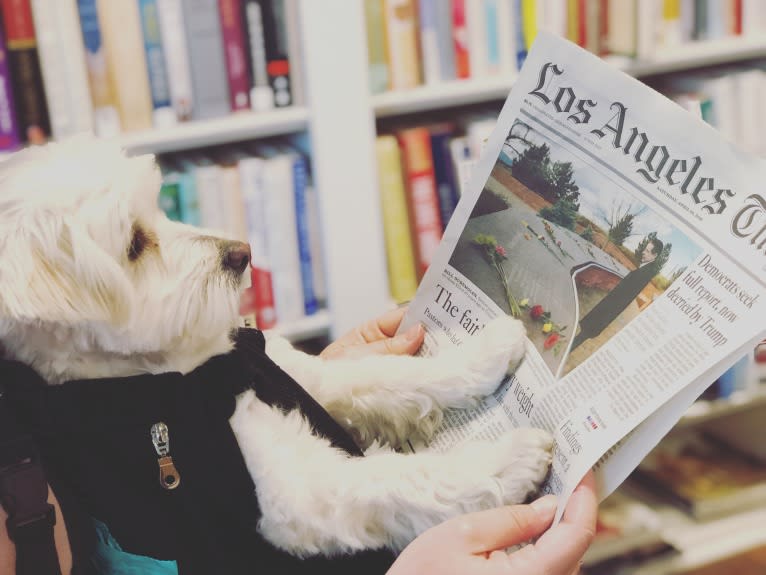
[265,316,526,448]
[230,389,552,557]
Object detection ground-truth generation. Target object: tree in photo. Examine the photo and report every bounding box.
[595,200,647,251]
[510,142,581,208]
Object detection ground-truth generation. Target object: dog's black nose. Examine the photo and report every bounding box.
[222,241,251,274]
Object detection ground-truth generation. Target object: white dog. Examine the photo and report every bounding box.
[0,137,552,557]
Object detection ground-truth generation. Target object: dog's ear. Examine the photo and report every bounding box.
[0,217,134,325]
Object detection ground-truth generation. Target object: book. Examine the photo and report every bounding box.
[303,183,327,306]
[429,124,460,231]
[0,14,20,151]
[161,156,201,226]
[176,154,227,232]
[452,0,471,79]
[30,0,94,140]
[241,0,274,110]
[253,145,305,324]
[376,135,419,304]
[97,0,154,132]
[396,127,443,281]
[634,431,766,520]
[181,0,230,120]
[279,147,318,316]
[218,0,251,111]
[283,0,304,106]
[0,0,50,144]
[417,0,441,85]
[393,32,766,517]
[76,0,121,137]
[366,0,390,93]
[236,151,277,329]
[383,0,421,90]
[156,0,194,121]
[257,0,292,107]
[138,0,177,127]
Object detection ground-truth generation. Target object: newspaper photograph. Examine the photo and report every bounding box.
[398,32,766,519]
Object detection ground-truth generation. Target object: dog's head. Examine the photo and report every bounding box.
[0,137,251,382]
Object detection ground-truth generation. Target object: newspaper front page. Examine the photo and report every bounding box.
[398,32,766,518]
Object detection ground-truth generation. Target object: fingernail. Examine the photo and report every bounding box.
[530,494,558,514]
[404,324,423,341]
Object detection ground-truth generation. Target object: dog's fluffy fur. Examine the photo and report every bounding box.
[0,137,552,556]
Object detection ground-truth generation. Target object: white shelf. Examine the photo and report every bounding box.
[678,388,766,428]
[372,76,516,118]
[371,36,766,119]
[618,36,766,78]
[629,504,766,574]
[118,107,310,155]
[268,310,332,341]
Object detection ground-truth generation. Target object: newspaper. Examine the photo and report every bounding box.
[398,32,766,520]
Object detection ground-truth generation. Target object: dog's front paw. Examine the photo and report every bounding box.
[456,316,527,397]
[494,427,554,504]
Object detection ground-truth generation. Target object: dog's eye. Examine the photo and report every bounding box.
[128,224,150,261]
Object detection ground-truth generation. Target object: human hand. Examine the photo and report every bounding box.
[386,470,597,575]
[320,307,425,360]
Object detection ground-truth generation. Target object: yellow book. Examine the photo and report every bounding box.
[521,0,537,50]
[366,0,389,94]
[97,0,153,132]
[376,135,418,304]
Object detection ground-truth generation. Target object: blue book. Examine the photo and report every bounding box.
[286,151,318,316]
[513,0,526,69]
[429,125,459,232]
[137,0,174,122]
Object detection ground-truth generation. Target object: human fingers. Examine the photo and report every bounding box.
[505,472,597,575]
[441,495,558,555]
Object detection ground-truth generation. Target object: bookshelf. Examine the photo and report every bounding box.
[119,107,310,155]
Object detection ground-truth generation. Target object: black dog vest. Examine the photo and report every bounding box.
[1,328,396,574]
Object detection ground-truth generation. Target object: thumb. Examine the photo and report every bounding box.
[363,323,424,357]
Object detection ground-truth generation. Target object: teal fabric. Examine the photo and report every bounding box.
[91,519,178,575]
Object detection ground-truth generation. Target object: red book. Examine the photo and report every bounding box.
[218,0,252,111]
[240,267,277,329]
[452,0,470,79]
[734,0,743,35]
[397,127,443,280]
[0,0,49,143]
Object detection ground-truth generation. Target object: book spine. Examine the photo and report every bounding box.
[513,0,527,68]
[430,128,459,232]
[262,153,304,323]
[30,0,94,140]
[259,0,292,107]
[304,183,327,305]
[465,0,488,77]
[181,0,230,120]
[384,0,421,89]
[433,0,456,81]
[97,0,154,132]
[138,0,176,126]
[218,0,251,111]
[484,0,501,75]
[193,163,228,231]
[452,0,470,79]
[397,128,443,280]
[238,157,277,329]
[283,0,304,105]
[159,180,183,221]
[156,0,193,121]
[0,16,20,151]
[366,0,390,93]
[376,135,418,304]
[496,0,518,75]
[242,0,274,110]
[418,0,441,84]
[0,0,49,144]
[176,169,201,226]
[76,0,121,137]
[521,0,537,50]
[289,153,318,316]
